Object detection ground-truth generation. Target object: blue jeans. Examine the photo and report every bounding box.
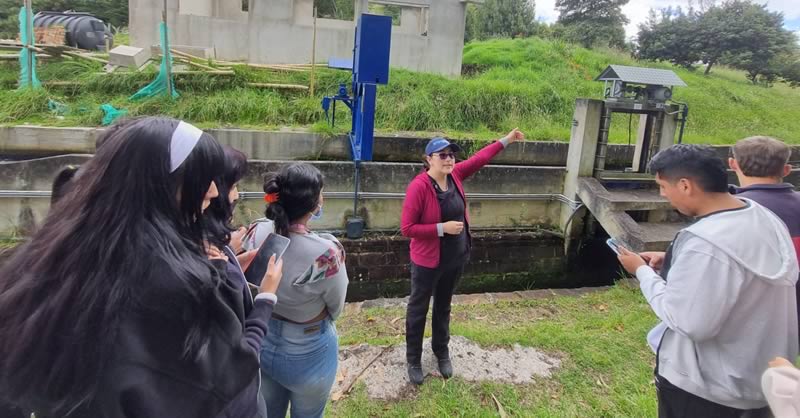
[259,317,338,418]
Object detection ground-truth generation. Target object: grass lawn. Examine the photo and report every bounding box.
[328,282,660,417]
[1,37,798,144]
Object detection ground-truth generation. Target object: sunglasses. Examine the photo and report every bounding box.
[433,152,456,160]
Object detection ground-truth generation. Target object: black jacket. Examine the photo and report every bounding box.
[92,258,271,418]
[11,258,273,418]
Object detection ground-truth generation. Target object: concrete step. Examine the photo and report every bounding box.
[598,172,654,182]
[576,177,689,251]
[636,222,687,250]
[602,188,672,211]
[580,177,672,212]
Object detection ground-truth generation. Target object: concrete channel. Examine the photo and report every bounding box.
[1,126,798,299]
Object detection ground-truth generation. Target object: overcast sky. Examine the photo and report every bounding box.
[534,0,800,41]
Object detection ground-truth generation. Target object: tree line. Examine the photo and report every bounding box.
[465,0,631,50]
[465,0,798,87]
[637,0,799,85]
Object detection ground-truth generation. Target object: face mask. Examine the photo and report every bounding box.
[311,204,323,221]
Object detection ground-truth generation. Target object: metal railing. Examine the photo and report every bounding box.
[0,190,582,210]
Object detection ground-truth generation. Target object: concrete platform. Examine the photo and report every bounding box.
[592,186,672,212]
[109,45,151,69]
[577,177,689,251]
[636,222,686,246]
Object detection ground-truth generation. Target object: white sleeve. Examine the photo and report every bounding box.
[636,237,746,342]
[762,366,800,418]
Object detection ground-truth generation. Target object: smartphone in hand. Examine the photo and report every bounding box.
[606,238,622,256]
[244,233,291,285]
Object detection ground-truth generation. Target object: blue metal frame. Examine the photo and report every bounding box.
[321,83,352,128]
[350,83,377,161]
[321,14,391,163]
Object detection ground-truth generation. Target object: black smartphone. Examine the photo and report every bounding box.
[244,233,290,285]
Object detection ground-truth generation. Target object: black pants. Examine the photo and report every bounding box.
[405,262,464,364]
[656,374,771,418]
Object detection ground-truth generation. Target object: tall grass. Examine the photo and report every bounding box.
[0,37,798,144]
[0,89,50,123]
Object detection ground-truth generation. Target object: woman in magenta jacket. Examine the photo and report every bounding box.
[400,128,524,385]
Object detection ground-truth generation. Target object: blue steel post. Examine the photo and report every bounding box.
[353,84,377,161]
[321,14,391,238]
[350,14,391,162]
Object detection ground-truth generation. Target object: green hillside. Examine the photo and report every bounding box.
[1,37,798,144]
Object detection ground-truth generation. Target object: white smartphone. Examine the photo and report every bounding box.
[606,238,622,255]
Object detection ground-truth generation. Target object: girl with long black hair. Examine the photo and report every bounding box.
[207,144,252,263]
[0,117,282,418]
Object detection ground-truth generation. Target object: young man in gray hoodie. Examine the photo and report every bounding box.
[618,144,799,418]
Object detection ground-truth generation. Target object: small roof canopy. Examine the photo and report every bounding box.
[595,65,687,87]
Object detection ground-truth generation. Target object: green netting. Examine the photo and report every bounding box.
[100,103,127,125]
[48,99,68,116]
[130,22,178,100]
[18,6,41,89]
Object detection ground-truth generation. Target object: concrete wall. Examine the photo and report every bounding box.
[5,126,800,170]
[0,155,566,236]
[2,126,799,236]
[343,231,566,300]
[8,146,797,236]
[128,0,469,76]
[0,125,602,163]
[3,127,800,297]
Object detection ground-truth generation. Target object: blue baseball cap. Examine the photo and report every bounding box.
[425,137,463,156]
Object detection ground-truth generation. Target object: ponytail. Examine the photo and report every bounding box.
[262,163,324,237]
[264,173,290,237]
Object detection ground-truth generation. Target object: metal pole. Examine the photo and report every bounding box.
[353,161,360,216]
[310,7,317,97]
[593,105,612,178]
[24,0,33,88]
[637,114,655,173]
[162,0,173,98]
[678,104,689,144]
[649,112,665,160]
[0,189,581,206]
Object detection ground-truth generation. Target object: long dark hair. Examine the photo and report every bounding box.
[50,165,80,205]
[0,117,225,415]
[264,163,323,237]
[207,145,248,248]
[48,117,140,206]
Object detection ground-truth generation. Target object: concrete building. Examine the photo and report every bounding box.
[129,0,478,76]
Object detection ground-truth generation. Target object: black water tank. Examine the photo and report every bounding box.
[33,11,112,51]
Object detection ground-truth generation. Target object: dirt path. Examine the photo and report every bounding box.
[332,336,560,401]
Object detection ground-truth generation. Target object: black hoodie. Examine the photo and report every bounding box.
[91,258,271,418]
[12,258,272,418]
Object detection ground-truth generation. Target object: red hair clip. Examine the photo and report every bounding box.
[264,193,280,204]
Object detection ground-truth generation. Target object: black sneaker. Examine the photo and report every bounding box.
[407,363,424,385]
[437,357,453,379]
